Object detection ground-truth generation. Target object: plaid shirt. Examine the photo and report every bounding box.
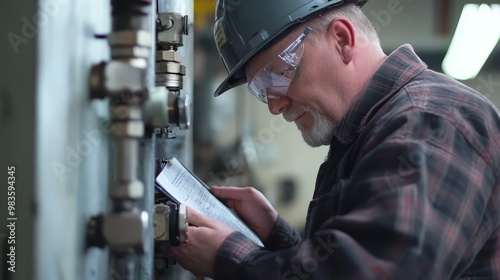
[214,45,500,280]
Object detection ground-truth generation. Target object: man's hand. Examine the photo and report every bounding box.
[169,207,235,278]
[210,186,278,242]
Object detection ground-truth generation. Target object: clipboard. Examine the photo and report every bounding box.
[155,157,263,246]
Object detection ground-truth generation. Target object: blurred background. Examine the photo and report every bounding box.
[0,0,499,279]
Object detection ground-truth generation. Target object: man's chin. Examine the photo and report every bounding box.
[288,107,334,146]
[300,129,327,147]
[303,139,323,147]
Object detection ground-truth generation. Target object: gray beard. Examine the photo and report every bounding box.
[284,105,335,147]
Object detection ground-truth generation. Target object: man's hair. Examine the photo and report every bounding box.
[301,3,380,45]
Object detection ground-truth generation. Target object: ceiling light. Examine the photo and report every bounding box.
[442,4,500,80]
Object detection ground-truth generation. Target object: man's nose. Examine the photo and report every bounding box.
[267,96,290,115]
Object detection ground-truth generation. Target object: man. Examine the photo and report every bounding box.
[171,0,500,279]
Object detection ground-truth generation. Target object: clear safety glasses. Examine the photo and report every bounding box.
[247,27,311,104]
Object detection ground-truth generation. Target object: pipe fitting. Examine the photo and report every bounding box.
[155,61,186,75]
[156,50,181,63]
[105,61,147,94]
[111,46,151,59]
[111,121,145,138]
[103,211,149,254]
[110,180,145,200]
[156,13,189,47]
[155,74,183,89]
[109,30,152,48]
[111,105,142,121]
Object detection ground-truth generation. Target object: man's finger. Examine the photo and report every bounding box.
[187,207,213,228]
[210,186,249,201]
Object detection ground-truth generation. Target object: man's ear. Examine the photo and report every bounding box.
[326,18,355,64]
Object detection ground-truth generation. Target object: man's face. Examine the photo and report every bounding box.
[245,30,336,147]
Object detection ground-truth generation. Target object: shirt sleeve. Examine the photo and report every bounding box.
[213,109,498,280]
[213,216,302,279]
[213,231,262,280]
[263,215,301,251]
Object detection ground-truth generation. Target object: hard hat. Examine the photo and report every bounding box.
[213,0,368,97]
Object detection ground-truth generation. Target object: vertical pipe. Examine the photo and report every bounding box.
[116,139,139,181]
[137,0,157,277]
[107,1,152,279]
[155,0,194,169]
[154,1,194,279]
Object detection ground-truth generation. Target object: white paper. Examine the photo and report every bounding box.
[156,157,263,246]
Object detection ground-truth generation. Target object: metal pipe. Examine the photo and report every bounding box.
[105,0,153,279]
[116,138,139,181]
[154,0,193,168]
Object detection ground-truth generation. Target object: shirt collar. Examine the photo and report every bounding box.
[332,44,428,145]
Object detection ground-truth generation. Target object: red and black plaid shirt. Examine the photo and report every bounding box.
[214,45,500,280]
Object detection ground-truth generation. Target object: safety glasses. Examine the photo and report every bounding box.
[247,27,311,104]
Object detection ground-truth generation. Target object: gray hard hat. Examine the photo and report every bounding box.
[213,0,368,97]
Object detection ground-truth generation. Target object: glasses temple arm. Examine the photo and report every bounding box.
[283,27,311,54]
